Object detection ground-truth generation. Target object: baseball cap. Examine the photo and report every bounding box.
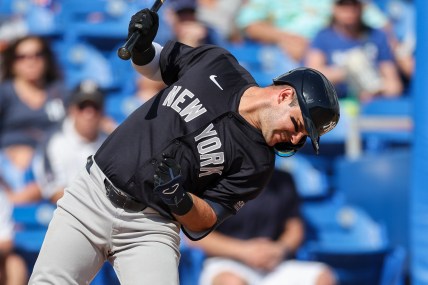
[273,68,340,155]
[70,80,104,108]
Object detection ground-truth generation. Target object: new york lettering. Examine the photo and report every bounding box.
[163,86,207,122]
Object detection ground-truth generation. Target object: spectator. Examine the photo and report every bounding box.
[196,0,245,42]
[305,0,403,103]
[386,0,415,93]
[236,0,331,64]
[33,80,108,203]
[0,35,67,204]
[235,0,389,64]
[0,177,28,285]
[189,169,337,285]
[165,0,225,47]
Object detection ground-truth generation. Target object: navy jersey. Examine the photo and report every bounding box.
[95,41,275,222]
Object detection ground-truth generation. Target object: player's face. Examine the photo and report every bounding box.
[264,91,308,147]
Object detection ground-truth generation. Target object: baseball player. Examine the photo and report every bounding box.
[29,8,340,285]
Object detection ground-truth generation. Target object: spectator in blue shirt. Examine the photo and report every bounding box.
[305,0,403,102]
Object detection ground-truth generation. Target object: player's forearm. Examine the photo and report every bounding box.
[132,42,163,82]
[173,193,217,232]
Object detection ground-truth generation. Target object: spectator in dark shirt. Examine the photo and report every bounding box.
[190,169,337,285]
[0,35,67,204]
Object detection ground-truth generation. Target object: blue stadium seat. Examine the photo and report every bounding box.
[276,154,331,200]
[179,242,205,285]
[12,201,55,273]
[12,201,121,284]
[59,0,131,44]
[333,150,411,259]
[298,193,406,285]
[301,245,405,285]
[56,41,114,90]
[379,246,406,285]
[300,194,389,251]
[91,263,120,285]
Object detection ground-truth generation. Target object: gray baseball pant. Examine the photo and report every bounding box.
[29,158,181,285]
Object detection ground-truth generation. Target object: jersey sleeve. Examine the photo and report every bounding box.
[159,41,242,86]
[182,162,274,241]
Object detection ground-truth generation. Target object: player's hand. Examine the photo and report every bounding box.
[154,155,193,215]
[128,8,159,53]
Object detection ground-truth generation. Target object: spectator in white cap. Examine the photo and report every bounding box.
[33,80,108,203]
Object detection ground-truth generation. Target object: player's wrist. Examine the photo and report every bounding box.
[132,44,156,66]
[169,192,193,216]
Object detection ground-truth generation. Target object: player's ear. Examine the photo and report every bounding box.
[277,86,294,104]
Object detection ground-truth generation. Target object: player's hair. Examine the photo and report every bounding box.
[288,94,298,107]
[1,35,62,83]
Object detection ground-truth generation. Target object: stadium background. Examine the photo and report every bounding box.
[0,0,426,284]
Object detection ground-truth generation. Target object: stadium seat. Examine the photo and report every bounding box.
[301,245,405,285]
[300,194,389,250]
[379,246,406,285]
[276,154,331,200]
[12,201,121,285]
[12,201,55,273]
[56,41,114,90]
[179,242,205,285]
[91,263,120,285]
[333,150,411,260]
[60,0,131,45]
[297,191,408,285]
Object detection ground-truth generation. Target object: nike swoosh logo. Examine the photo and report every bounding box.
[162,183,180,195]
[209,75,223,90]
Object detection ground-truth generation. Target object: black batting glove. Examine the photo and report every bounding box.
[128,8,159,53]
[154,155,193,215]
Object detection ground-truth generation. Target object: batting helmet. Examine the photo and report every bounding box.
[273,67,340,156]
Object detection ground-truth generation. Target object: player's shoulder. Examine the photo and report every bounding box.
[164,40,233,60]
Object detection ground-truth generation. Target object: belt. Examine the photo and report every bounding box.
[86,156,146,212]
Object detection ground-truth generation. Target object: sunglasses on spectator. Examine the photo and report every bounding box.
[15,51,45,61]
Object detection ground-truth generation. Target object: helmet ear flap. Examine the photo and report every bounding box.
[274,136,307,157]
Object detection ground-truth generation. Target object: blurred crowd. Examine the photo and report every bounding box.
[0,0,415,284]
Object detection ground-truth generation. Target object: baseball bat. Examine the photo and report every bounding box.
[117,0,165,60]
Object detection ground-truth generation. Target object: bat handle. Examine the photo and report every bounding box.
[117,0,164,61]
[118,32,140,60]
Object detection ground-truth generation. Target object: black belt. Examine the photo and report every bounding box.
[86,156,146,212]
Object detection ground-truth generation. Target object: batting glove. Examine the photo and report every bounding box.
[154,155,193,216]
[128,8,159,52]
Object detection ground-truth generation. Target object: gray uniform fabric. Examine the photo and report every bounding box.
[29,157,181,285]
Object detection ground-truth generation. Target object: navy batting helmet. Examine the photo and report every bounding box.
[273,67,340,156]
